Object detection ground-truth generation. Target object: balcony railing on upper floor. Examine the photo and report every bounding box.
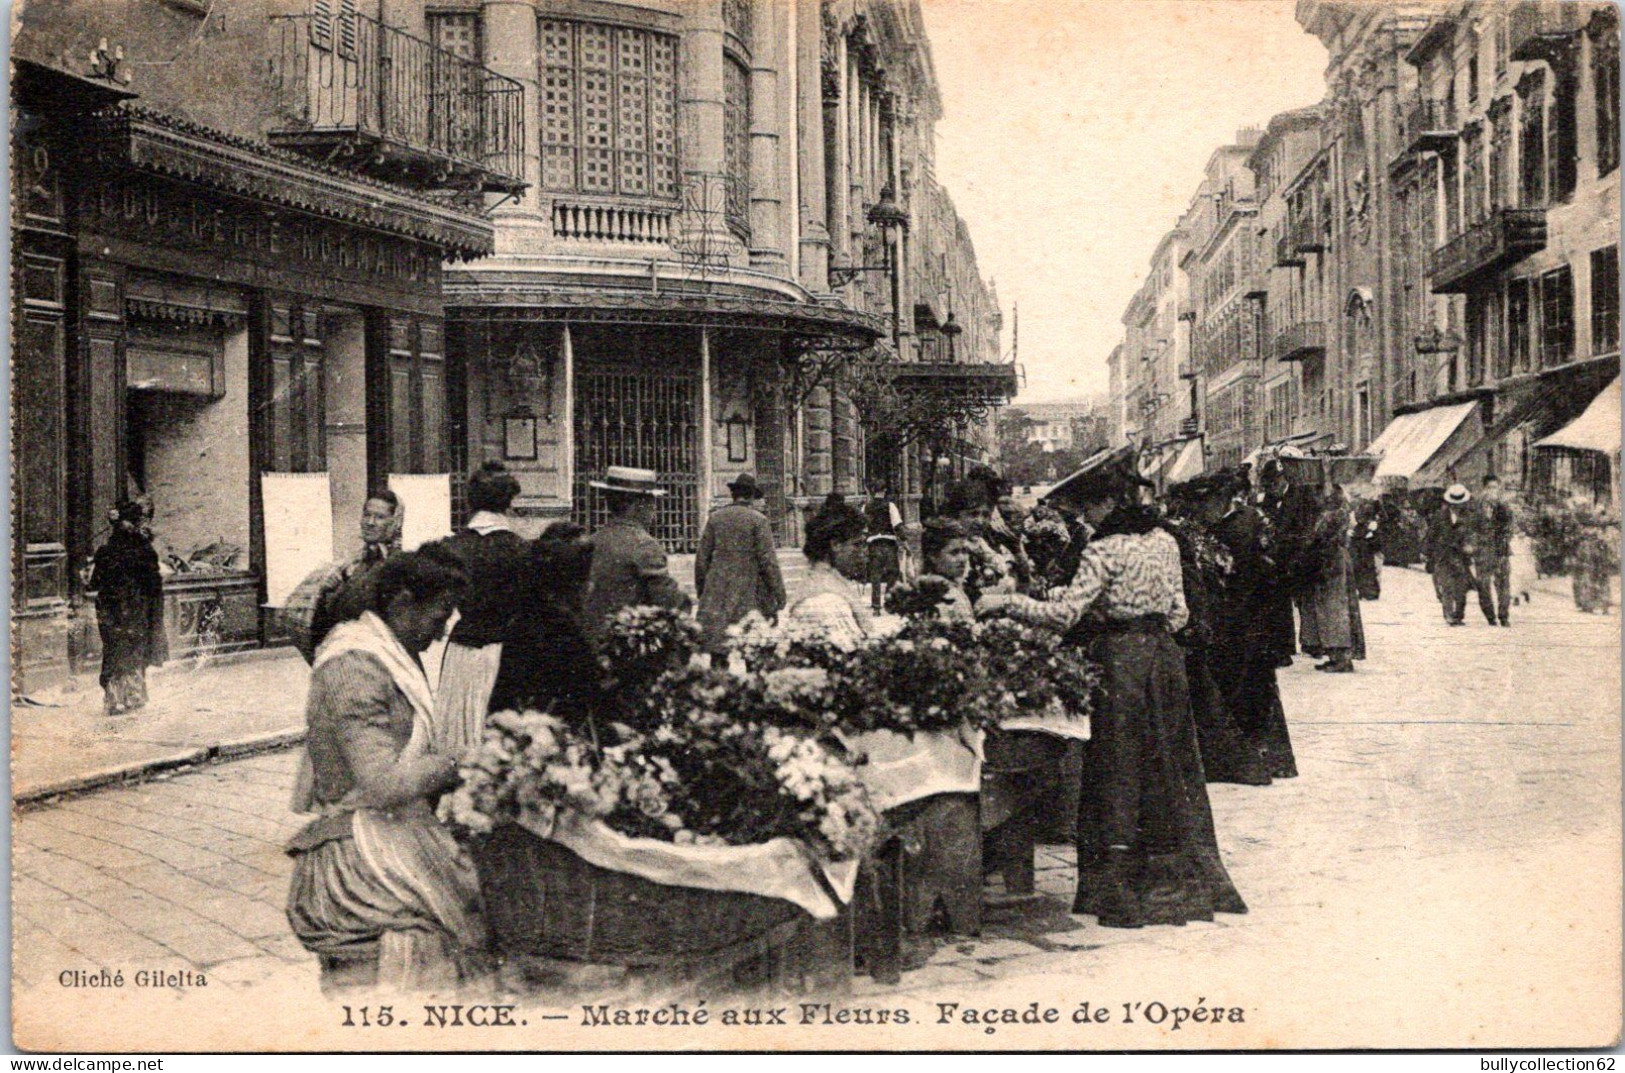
[1430,208,1548,294]
[1275,319,1327,362]
[1400,97,1459,157]
[268,10,526,193]
[1275,232,1305,268]
[1508,1,1589,64]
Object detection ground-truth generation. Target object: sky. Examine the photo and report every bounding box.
[920,0,1331,404]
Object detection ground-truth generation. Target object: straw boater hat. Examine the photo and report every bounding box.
[1443,483,1472,505]
[590,465,667,497]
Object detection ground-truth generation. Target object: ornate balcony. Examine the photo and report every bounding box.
[1275,319,1327,362]
[1430,208,1548,294]
[1401,98,1458,156]
[268,11,526,193]
[1508,1,1587,64]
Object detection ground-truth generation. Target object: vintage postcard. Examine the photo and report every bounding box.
[9,0,1621,1053]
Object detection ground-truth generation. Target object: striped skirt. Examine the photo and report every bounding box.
[286,809,491,994]
[435,641,503,755]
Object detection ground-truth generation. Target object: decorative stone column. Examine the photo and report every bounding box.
[481,2,541,222]
[796,0,830,291]
[680,1,735,260]
[748,0,788,273]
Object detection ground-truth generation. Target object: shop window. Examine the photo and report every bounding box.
[1591,246,1620,355]
[1547,74,1579,203]
[1595,25,1620,177]
[1519,71,1547,206]
[1540,265,1575,369]
[540,20,678,200]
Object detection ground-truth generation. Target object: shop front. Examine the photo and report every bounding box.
[444,277,887,552]
[11,72,494,689]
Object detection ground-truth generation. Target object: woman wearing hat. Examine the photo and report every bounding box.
[977,451,1246,929]
[694,473,787,652]
[90,499,167,715]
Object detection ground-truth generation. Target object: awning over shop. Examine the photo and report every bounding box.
[1164,437,1206,485]
[1536,377,1620,454]
[1368,401,1481,486]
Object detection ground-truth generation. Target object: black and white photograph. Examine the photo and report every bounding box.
[7,0,1621,1053]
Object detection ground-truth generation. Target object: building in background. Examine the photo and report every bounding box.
[1103,0,1617,504]
[11,0,510,687]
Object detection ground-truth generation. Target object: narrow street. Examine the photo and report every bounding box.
[13,565,1620,1048]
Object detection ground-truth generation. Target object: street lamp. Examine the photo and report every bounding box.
[829,185,909,348]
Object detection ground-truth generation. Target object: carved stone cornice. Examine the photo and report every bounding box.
[85,105,495,259]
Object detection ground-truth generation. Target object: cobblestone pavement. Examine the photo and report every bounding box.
[12,565,1620,1050]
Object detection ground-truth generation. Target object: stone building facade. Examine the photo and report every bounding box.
[1107,0,1617,501]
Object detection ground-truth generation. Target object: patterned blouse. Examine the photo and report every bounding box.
[786,563,874,650]
[998,527,1190,634]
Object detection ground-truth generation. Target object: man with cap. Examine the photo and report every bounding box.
[1427,484,1478,626]
[1474,474,1516,626]
[584,466,692,643]
[694,473,786,651]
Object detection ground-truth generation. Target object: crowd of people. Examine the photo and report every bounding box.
[101,445,1588,993]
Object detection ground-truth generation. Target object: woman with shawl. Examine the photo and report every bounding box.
[90,499,167,715]
[286,546,492,993]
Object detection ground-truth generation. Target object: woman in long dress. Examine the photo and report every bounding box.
[436,462,529,753]
[91,499,166,715]
[286,546,491,994]
[976,457,1246,929]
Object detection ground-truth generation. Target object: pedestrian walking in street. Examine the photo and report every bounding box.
[436,462,529,754]
[1290,480,1360,673]
[291,491,406,664]
[286,547,492,995]
[90,499,167,715]
[1350,490,1383,601]
[1570,501,1619,614]
[1427,485,1478,626]
[583,466,691,643]
[1167,473,1273,786]
[865,481,905,613]
[1475,475,1516,626]
[694,473,786,652]
[1254,458,1301,668]
[976,449,1247,929]
[488,522,605,728]
[1208,474,1298,779]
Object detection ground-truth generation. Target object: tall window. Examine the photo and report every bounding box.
[1540,265,1575,369]
[1489,101,1512,214]
[268,304,325,473]
[1519,71,1547,206]
[1462,122,1485,226]
[724,56,751,237]
[1591,246,1620,355]
[540,21,678,199]
[1506,277,1534,376]
[428,12,480,61]
[1442,149,1461,238]
[1547,73,1579,202]
[1594,24,1620,177]
[1466,30,1480,108]
[1466,293,1488,386]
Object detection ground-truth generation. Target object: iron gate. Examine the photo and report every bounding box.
[572,366,701,551]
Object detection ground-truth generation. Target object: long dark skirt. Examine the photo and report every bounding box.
[1072,624,1247,927]
[1184,648,1271,786]
[1351,545,1381,600]
[1210,633,1298,780]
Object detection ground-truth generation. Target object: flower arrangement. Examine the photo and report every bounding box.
[976,619,1099,722]
[598,606,704,731]
[1023,506,1073,581]
[826,617,1001,735]
[444,695,879,861]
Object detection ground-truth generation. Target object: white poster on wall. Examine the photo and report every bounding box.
[388,473,454,551]
[260,472,335,608]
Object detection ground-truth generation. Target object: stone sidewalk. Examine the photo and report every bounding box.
[11,549,812,803]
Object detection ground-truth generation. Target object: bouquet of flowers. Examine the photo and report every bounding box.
[598,606,704,732]
[826,617,1000,736]
[1023,506,1073,579]
[976,618,1099,723]
[883,576,958,619]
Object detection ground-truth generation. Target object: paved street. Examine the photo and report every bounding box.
[13,564,1620,1050]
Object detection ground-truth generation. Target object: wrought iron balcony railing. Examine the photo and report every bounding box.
[1401,97,1458,157]
[1508,1,1587,64]
[1430,208,1548,294]
[1275,319,1327,362]
[269,10,525,193]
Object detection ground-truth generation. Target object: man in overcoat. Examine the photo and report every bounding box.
[1427,484,1478,626]
[1474,474,1516,626]
[694,473,786,651]
[583,466,691,643]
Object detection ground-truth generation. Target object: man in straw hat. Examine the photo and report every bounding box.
[1427,483,1478,626]
[583,466,691,642]
[694,473,786,651]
